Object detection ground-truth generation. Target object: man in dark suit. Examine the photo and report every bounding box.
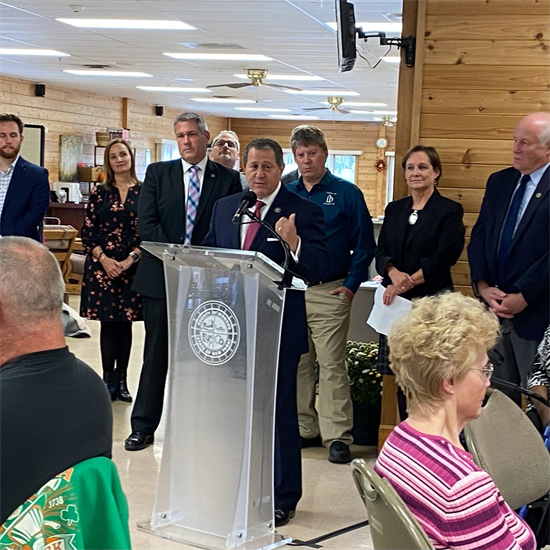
[203,138,328,527]
[126,112,242,451]
[468,112,550,389]
[0,114,49,241]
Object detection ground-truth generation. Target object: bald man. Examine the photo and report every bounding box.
[468,112,550,391]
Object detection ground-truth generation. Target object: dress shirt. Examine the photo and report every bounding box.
[181,155,209,201]
[0,154,20,224]
[514,162,550,233]
[288,169,375,293]
[239,182,300,261]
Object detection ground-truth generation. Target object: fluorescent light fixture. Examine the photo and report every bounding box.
[326,101,387,107]
[233,73,323,81]
[164,53,273,61]
[382,56,401,63]
[326,21,402,33]
[0,48,70,57]
[190,97,256,104]
[234,107,291,112]
[268,115,320,120]
[285,90,359,97]
[371,110,398,115]
[349,110,397,115]
[136,86,210,92]
[63,70,152,77]
[56,18,195,30]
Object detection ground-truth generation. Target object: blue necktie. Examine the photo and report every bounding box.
[185,165,200,245]
[498,174,530,279]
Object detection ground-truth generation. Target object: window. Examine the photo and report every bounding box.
[155,139,180,162]
[282,149,361,183]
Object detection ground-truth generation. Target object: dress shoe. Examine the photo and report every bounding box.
[300,434,322,449]
[124,432,154,451]
[116,369,132,403]
[328,441,352,464]
[103,371,118,401]
[274,508,295,527]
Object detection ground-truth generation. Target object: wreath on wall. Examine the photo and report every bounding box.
[374,159,387,173]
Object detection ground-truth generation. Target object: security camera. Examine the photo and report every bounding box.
[68,5,85,13]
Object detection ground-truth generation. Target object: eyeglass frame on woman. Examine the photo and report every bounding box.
[471,362,494,381]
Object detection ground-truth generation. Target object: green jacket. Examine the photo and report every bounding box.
[0,457,131,549]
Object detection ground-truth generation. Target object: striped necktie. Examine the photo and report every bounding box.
[185,165,200,245]
[242,200,266,250]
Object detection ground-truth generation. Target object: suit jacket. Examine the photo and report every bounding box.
[376,189,465,300]
[0,157,50,241]
[281,168,300,187]
[468,166,549,341]
[133,158,242,299]
[203,185,329,356]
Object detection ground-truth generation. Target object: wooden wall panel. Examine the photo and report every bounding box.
[427,0,549,16]
[0,76,227,182]
[229,118,396,217]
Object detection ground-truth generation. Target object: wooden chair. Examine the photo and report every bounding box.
[43,224,78,302]
[66,238,85,296]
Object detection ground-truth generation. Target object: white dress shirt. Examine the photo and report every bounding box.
[0,155,20,223]
[180,156,209,203]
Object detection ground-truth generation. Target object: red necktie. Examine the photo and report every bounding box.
[242,200,265,250]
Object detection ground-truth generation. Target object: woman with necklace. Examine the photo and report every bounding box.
[375,145,465,418]
[80,138,142,402]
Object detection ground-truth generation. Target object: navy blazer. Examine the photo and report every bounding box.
[468,166,549,341]
[0,157,50,241]
[133,158,242,299]
[203,185,329,356]
[376,189,465,300]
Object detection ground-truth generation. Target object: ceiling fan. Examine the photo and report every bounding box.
[207,69,301,91]
[301,96,350,114]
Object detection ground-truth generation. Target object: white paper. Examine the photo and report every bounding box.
[367,285,413,336]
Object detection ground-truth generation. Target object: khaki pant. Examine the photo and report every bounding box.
[296,279,353,446]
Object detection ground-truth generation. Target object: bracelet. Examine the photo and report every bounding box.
[98,252,105,261]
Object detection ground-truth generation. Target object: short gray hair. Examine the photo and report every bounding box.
[212,130,240,151]
[0,237,64,322]
[173,111,208,134]
[243,138,284,168]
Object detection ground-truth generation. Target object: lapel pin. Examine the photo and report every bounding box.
[274,207,281,213]
[211,174,215,178]
[536,193,542,198]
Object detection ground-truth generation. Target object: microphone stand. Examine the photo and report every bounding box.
[491,377,550,408]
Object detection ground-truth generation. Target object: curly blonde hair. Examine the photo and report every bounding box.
[388,292,500,415]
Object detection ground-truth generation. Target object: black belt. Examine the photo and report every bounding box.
[308,273,347,287]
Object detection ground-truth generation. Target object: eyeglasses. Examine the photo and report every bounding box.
[471,362,494,381]
[213,139,238,149]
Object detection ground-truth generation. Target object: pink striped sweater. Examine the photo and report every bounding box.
[374,421,536,550]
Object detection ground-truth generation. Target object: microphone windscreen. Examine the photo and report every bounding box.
[242,190,257,207]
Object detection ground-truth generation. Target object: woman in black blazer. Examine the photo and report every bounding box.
[375,145,465,416]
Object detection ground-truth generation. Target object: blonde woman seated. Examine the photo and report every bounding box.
[375,292,535,550]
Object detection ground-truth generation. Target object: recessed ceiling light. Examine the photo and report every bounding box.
[382,57,401,63]
[63,70,152,77]
[268,115,320,120]
[0,48,70,56]
[164,53,273,61]
[285,90,359,97]
[233,73,323,81]
[234,107,291,112]
[337,102,388,107]
[190,97,256,104]
[136,86,210,92]
[56,19,195,30]
[326,22,402,33]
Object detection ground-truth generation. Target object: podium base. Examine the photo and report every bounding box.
[137,520,291,550]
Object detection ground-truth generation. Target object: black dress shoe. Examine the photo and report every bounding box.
[124,432,154,451]
[300,434,322,449]
[328,441,352,464]
[274,508,295,527]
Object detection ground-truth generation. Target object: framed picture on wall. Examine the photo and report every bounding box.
[21,124,45,167]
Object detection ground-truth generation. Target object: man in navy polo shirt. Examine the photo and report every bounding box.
[287,125,375,463]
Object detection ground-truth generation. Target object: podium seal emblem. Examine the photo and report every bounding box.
[188,301,240,365]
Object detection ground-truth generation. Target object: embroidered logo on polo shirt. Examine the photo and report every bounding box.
[324,192,337,206]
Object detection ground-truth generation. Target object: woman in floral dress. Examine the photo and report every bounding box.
[80,138,142,402]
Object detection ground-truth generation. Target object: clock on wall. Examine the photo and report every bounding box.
[376,137,388,149]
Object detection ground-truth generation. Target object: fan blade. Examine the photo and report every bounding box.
[264,83,303,91]
[302,107,330,112]
[207,82,251,89]
[338,108,350,114]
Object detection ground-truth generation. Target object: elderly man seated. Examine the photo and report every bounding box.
[0,236,113,524]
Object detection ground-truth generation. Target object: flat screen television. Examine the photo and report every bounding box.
[336,0,357,73]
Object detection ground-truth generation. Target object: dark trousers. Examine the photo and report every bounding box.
[131,295,169,434]
[274,353,302,511]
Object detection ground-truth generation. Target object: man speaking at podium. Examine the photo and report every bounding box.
[203,138,328,527]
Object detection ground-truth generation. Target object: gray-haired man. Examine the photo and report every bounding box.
[209,130,248,190]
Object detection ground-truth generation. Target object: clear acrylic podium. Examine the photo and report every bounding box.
[138,242,299,550]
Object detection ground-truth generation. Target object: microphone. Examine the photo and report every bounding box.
[491,377,550,408]
[232,190,257,224]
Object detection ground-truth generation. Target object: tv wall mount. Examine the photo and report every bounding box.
[357,31,416,68]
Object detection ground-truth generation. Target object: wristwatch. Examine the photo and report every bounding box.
[129,252,139,263]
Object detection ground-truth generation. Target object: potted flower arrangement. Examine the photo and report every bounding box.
[346,341,382,445]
